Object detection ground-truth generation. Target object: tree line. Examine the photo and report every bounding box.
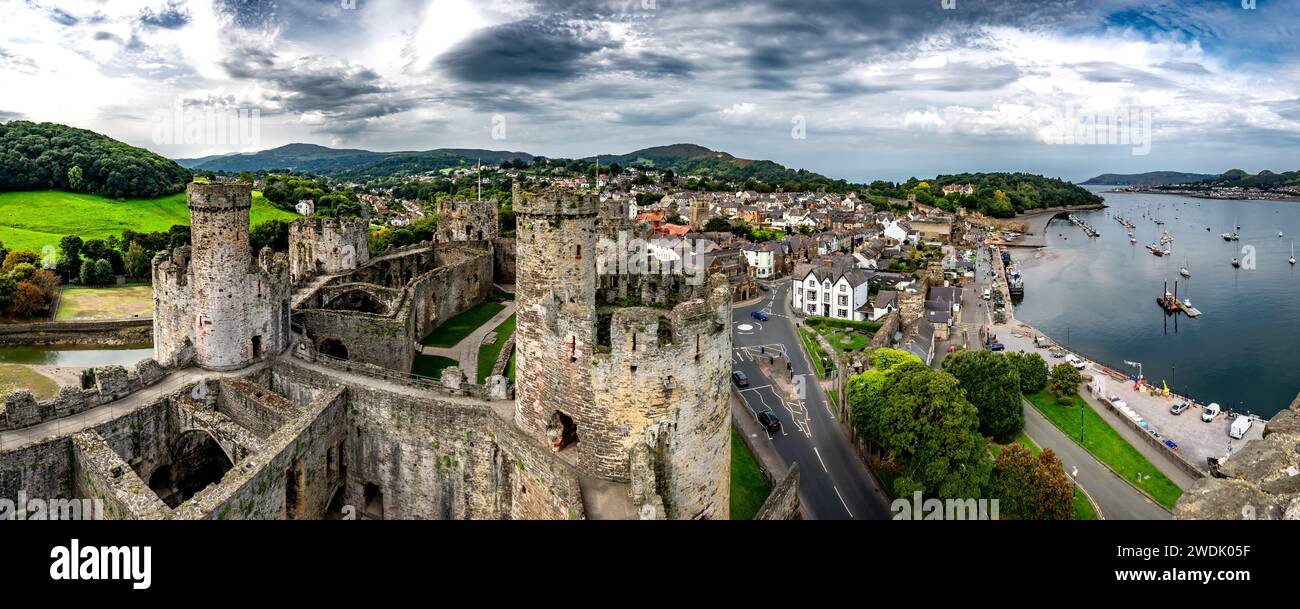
[0,121,191,199]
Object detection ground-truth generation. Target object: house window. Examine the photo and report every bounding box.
[838,309,848,318]
[838,295,847,306]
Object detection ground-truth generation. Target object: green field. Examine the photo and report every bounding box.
[420,301,506,348]
[730,426,772,520]
[0,363,59,400]
[476,313,516,383]
[0,190,297,253]
[1026,390,1182,509]
[55,285,153,320]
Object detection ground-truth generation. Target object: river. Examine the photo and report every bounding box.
[0,344,153,367]
[1011,186,1300,418]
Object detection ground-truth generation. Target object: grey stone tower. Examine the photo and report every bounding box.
[186,182,258,371]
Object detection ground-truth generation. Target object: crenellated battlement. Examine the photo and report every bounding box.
[186,182,252,211]
[512,184,600,217]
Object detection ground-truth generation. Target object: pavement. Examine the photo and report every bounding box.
[731,280,892,520]
[417,300,517,374]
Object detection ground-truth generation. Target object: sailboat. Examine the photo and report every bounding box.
[1180,256,1191,277]
[1232,257,1241,268]
[1290,241,1296,266]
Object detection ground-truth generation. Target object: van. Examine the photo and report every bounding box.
[1230,415,1252,439]
[982,288,991,300]
[1201,402,1221,423]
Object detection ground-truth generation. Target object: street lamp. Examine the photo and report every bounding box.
[1124,360,1143,386]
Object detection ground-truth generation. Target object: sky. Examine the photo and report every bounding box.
[1,0,1298,182]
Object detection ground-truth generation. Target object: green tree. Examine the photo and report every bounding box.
[870,347,922,371]
[67,165,84,192]
[124,241,150,280]
[942,350,1024,443]
[702,217,731,232]
[57,235,84,282]
[1007,351,1049,394]
[1050,363,1083,396]
[850,361,992,499]
[250,220,290,253]
[991,444,1074,520]
[6,281,45,318]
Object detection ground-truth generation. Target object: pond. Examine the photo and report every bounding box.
[0,344,154,367]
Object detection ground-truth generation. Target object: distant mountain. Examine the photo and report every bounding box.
[0,121,191,199]
[586,143,833,185]
[187,143,532,175]
[174,152,239,169]
[1081,171,1217,186]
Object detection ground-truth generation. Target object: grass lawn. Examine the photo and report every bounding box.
[1026,390,1182,509]
[411,354,458,380]
[55,284,153,320]
[0,363,59,400]
[506,351,516,384]
[827,331,869,352]
[419,302,506,348]
[730,426,772,520]
[476,313,516,383]
[0,190,297,253]
[796,326,830,378]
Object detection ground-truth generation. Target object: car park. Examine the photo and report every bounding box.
[1108,395,1128,409]
[1202,402,1221,423]
[1230,415,1253,439]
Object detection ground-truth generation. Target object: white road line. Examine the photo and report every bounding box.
[813,446,829,473]
[738,384,773,393]
[834,486,854,518]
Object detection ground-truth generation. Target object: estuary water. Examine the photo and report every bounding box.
[1012,186,1300,418]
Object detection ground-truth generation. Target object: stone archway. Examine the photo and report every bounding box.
[318,338,349,360]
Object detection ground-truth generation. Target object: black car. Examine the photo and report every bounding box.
[757,410,781,432]
[731,371,749,387]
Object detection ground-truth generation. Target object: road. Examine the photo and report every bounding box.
[970,245,1172,519]
[731,280,892,520]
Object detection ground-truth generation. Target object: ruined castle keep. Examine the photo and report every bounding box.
[288,216,371,285]
[152,183,291,371]
[512,185,733,519]
[435,198,499,242]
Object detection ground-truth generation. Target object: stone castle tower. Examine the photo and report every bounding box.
[288,216,370,285]
[513,185,732,519]
[153,182,292,371]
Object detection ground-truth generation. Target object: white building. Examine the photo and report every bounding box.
[296,199,315,215]
[742,242,779,279]
[791,263,872,321]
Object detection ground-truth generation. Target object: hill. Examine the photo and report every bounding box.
[1081,171,1217,186]
[0,190,296,253]
[0,121,192,199]
[189,143,533,175]
[587,143,835,187]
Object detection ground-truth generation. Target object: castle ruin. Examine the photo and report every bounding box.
[0,182,740,520]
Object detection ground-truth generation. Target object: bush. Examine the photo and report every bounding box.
[1049,363,1082,396]
[1008,351,1049,393]
[807,316,882,333]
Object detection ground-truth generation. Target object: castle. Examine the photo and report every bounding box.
[0,182,752,520]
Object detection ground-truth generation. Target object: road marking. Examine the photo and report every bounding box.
[813,446,829,473]
[834,486,854,518]
[738,384,773,393]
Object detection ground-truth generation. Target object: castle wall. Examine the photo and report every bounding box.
[289,217,371,285]
[492,237,516,284]
[436,198,498,242]
[0,436,73,506]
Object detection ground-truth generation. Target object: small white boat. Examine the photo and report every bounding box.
[1280,231,1285,238]
[1232,257,1241,268]
[1291,241,1296,266]
[1130,236,1137,244]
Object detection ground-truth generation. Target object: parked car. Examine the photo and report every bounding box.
[1067,355,1087,370]
[982,288,992,300]
[750,310,770,321]
[1169,402,1189,415]
[1230,415,1253,439]
[1202,402,1221,423]
[756,410,781,432]
[731,371,749,387]
[1108,395,1128,409]
[988,342,1005,351]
